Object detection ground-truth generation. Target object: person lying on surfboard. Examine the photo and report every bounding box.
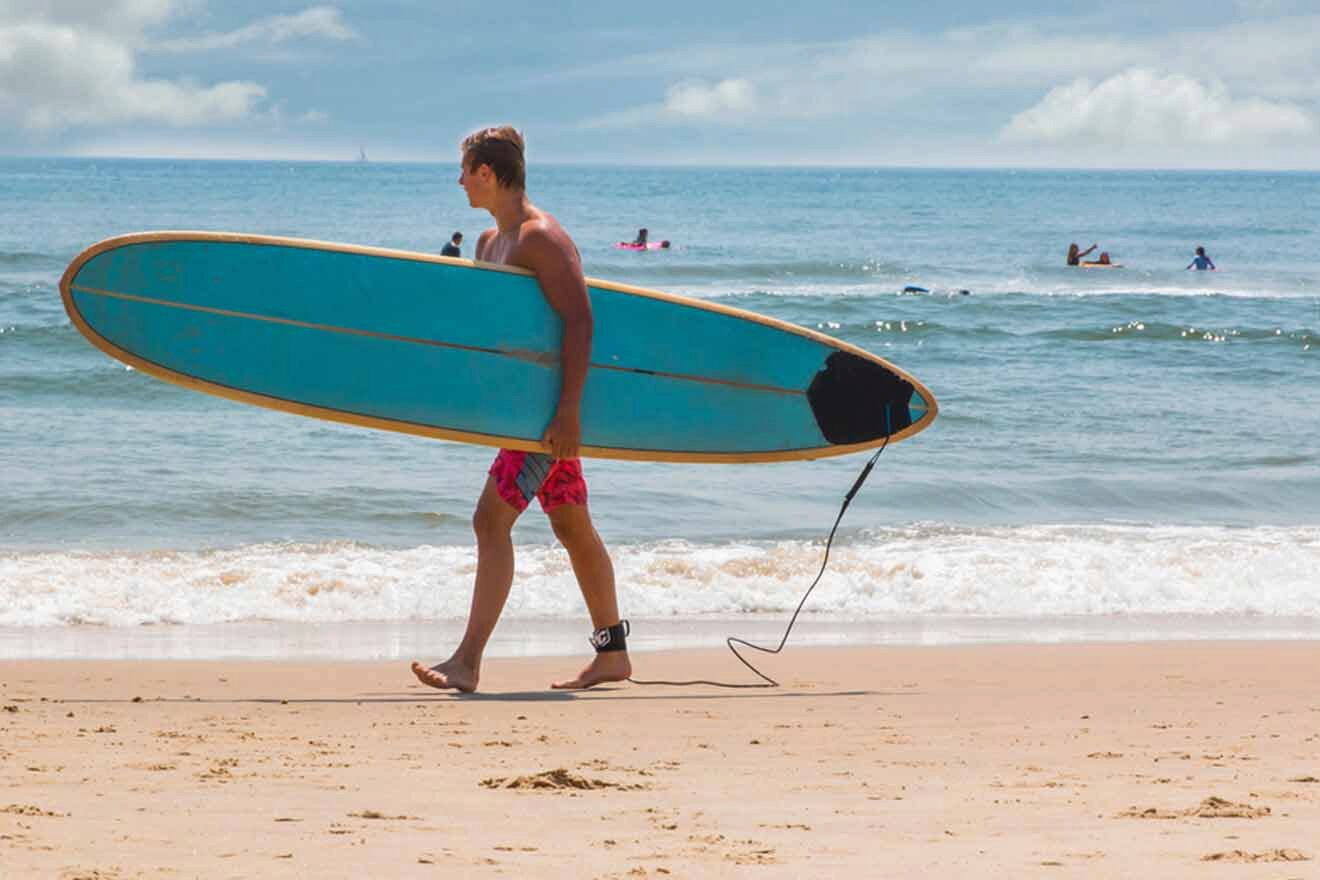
[411,125,631,693]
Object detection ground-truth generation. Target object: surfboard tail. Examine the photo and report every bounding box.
[806,351,915,445]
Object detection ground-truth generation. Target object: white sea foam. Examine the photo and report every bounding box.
[690,274,1319,300]
[4,524,1319,628]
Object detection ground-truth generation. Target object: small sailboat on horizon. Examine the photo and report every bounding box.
[356,146,368,163]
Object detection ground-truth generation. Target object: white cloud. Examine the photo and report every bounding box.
[0,2,352,133]
[1162,16,1320,101]
[153,6,357,53]
[571,15,1320,137]
[0,21,265,130]
[663,78,756,118]
[0,0,183,39]
[1002,68,1315,146]
[583,76,766,129]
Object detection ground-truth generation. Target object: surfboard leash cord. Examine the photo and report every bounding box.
[626,407,892,689]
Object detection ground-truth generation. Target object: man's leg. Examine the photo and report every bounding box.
[412,475,520,692]
[545,503,631,689]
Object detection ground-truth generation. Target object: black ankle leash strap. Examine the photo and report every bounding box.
[627,408,892,689]
[590,619,629,652]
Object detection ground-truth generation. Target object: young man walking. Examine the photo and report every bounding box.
[412,126,631,692]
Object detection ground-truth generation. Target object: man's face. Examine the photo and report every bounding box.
[458,155,491,208]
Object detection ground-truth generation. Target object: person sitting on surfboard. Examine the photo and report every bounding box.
[1186,246,1216,271]
[620,229,670,249]
[1068,242,1115,267]
[411,125,631,693]
[1066,242,1098,266]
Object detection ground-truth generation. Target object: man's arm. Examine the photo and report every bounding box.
[518,224,592,459]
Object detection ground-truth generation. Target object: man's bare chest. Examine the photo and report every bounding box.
[482,233,524,268]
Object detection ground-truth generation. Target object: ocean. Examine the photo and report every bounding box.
[2,158,1318,659]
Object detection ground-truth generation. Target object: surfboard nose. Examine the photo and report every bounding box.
[806,351,916,445]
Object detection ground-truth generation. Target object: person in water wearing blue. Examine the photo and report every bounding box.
[1186,246,1216,271]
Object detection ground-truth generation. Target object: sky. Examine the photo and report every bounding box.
[2,0,1319,168]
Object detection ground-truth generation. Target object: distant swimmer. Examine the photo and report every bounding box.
[1066,242,1098,266]
[615,227,671,250]
[1069,242,1118,268]
[901,285,969,296]
[441,231,463,257]
[634,228,671,248]
[1186,246,1216,271]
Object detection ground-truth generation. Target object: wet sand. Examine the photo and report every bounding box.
[3,642,1319,878]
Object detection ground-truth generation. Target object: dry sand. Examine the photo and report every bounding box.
[3,641,1319,878]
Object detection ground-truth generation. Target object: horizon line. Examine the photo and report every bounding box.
[3,153,1319,174]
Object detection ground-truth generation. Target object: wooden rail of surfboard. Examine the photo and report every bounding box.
[59,231,939,464]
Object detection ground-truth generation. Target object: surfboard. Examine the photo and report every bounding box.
[59,232,937,463]
[1079,262,1123,269]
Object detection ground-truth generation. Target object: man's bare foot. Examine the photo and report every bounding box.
[411,657,478,693]
[550,652,631,690]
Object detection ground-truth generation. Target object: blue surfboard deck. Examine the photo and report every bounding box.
[60,232,937,463]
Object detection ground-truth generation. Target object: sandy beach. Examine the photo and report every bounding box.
[2,642,1318,878]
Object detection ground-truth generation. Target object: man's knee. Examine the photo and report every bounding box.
[548,507,594,546]
[473,500,515,541]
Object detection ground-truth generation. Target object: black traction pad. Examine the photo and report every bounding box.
[807,351,914,445]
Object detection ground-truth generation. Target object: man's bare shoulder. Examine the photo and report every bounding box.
[474,228,498,261]
[516,214,578,267]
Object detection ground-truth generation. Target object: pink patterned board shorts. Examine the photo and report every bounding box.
[489,449,588,513]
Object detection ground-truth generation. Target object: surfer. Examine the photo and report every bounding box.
[1066,242,1099,266]
[1186,246,1216,271]
[412,125,630,693]
[441,231,463,257]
